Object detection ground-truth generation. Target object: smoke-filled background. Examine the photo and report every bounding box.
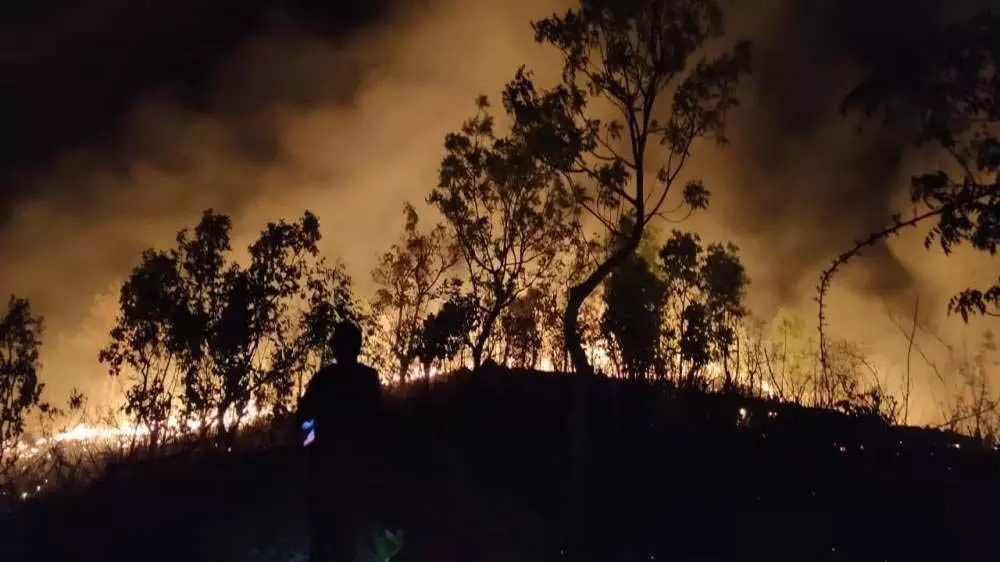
[1,0,997,424]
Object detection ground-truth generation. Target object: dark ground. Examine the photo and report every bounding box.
[5,368,999,561]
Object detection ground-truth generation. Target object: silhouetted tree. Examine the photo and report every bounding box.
[699,239,750,384]
[601,255,666,379]
[0,296,47,461]
[415,293,478,377]
[372,204,460,383]
[432,97,577,368]
[104,209,357,448]
[168,210,233,435]
[502,0,751,375]
[597,214,667,378]
[530,234,602,372]
[188,211,347,443]
[99,252,187,455]
[559,238,614,372]
[658,231,748,385]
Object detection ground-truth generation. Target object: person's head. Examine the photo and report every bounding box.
[330,320,363,365]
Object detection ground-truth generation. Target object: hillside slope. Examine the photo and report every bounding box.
[8,368,1000,561]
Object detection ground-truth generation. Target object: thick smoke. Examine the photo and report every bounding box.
[702,0,1000,421]
[0,0,568,406]
[0,0,995,422]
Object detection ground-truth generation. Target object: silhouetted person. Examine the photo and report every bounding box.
[297,320,382,562]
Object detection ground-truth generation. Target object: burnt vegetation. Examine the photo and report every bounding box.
[3,1,1000,561]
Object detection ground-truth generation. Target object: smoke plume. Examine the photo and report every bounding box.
[0,0,995,423]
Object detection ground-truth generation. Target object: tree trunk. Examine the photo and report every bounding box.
[216,404,230,449]
[563,235,642,376]
[396,353,409,385]
[563,285,592,376]
[472,304,504,370]
[147,426,161,459]
[471,338,485,370]
[561,229,642,562]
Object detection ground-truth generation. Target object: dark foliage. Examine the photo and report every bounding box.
[99,209,359,452]
[0,297,47,463]
[658,230,748,385]
[601,255,666,379]
[415,293,478,378]
[432,97,577,369]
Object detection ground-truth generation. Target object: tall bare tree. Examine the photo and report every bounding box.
[502,0,750,375]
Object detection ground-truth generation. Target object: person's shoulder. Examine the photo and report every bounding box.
[306,366,334,389]
[359,364,381,382]
[311,365,336,380]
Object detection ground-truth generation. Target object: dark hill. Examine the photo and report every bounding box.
[7,367,1000,561]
